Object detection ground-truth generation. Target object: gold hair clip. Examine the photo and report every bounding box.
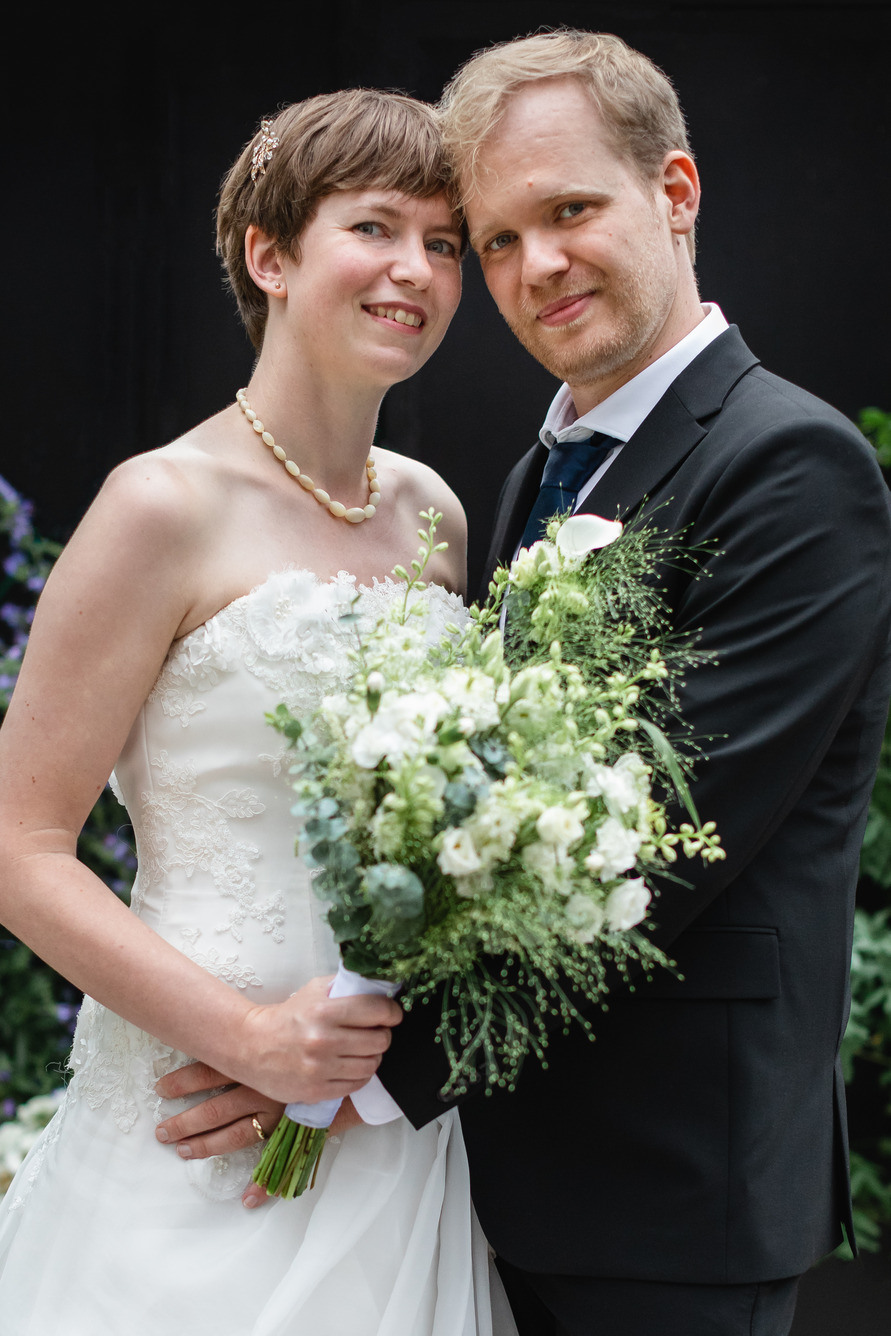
[250,118,280,182]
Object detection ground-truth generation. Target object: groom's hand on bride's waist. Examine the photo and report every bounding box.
[152,973,402,1192]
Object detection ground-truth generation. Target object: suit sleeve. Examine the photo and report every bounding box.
[644,410,891,941]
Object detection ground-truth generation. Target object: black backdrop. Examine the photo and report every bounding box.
[4,1,890,590]
[3,3,890,1329]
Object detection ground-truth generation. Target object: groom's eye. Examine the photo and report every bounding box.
[486,233,514,253]
[557,202,587,220]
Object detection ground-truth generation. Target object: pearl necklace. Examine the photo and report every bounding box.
[235,389,381,524]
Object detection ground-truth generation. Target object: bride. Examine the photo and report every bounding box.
[0,90,511,1335]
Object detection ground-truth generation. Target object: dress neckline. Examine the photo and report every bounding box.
[171,567,456,650]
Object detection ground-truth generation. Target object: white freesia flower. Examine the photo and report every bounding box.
[415,763,448,799]
[468,802,522,865]
[565,892,606,943]
[350,690,449,769]
[584,817,641,879]
[523,839,575,892]
[439,668,501,731]
[536,804,587,849]
[437,827,483,877]
[604,878,651,930]
[509,540,562,590]
[555,514,623,560]
[584,753,650,816]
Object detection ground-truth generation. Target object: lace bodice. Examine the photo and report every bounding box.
[68,570,464,1148]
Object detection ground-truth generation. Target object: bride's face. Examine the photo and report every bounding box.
[275,188,463,389]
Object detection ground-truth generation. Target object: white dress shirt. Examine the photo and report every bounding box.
[538,303,729,509]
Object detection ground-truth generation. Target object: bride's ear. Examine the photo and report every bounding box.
[245,226,286,299]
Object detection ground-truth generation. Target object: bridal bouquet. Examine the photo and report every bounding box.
[254,509,723,1197]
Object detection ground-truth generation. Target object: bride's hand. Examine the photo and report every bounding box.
[232,975,402,1106]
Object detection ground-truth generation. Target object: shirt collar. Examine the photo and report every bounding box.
[539,303,729,447]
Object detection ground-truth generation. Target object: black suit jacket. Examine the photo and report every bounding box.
[380,328,891,1283]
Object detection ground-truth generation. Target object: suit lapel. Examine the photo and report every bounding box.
[582,327,760,520]
[478,440,547,592]
[578,389,706,522]
[479,327,760,591]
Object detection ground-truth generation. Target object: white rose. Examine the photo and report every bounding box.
[536,804,587,849]
[564,892,606,943]
[604,878,652,930]
[437,827,483,877]
[585,817,641,879]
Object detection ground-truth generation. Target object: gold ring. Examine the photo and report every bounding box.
[252,1117,266,1142]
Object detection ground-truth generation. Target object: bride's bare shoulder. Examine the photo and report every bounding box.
[375,447,467,594]
[94,410,238,544]
[376,448,465,528]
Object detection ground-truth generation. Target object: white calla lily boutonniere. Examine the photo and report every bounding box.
[555,513,624,560]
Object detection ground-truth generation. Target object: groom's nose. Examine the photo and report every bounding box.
[520,229,572,288]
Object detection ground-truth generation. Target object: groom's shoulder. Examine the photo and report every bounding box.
[694,325,865,440]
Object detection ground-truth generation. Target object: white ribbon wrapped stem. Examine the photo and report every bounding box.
[284,962,404,1129]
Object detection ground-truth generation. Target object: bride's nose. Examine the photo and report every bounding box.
[388,237,433,288]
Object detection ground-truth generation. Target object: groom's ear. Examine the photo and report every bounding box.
[660,151,700,240]
[245,226,287,300]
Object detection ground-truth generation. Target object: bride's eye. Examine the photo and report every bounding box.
[426,238,458,257]
[353,221,385,237]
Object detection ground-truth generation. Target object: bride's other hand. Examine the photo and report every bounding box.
[233,974,403,1106]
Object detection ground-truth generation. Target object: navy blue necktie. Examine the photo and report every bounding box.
[520,432,619,549]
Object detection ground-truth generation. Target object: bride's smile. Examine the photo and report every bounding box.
[266,188,463,392]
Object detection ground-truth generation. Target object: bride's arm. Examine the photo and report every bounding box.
[0,457,400,1104]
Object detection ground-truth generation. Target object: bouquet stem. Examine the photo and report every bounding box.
[253,1115,328,1199]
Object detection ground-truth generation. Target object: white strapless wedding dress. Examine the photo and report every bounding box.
[0,570,516,1336]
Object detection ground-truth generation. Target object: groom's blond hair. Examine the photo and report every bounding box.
[439,29,696,257]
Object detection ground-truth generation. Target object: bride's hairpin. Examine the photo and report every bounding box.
[250,118,280,183]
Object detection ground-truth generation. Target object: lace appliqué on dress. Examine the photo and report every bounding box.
[66,996,179,1134]
[138,749,284,944]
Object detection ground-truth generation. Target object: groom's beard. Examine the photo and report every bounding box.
[498,253,678,395]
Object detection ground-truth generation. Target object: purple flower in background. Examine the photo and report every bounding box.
[0,476,23,507]
[25,575,46,594]
[10,509,33,545]
[103,833,135,864]
[3,552,25,578]
[2,1098,15,1119]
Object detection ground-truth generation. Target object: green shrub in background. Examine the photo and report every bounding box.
[1,416,891,1251]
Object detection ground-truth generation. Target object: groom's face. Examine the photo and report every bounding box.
[465,78,682,405]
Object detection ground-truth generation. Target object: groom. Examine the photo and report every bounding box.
[156,30,891,1336]
[375,29,891,1336]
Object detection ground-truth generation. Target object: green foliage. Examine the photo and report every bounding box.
[0,477,135,1127]
[836,409,891,1255]
[859,407,891,469]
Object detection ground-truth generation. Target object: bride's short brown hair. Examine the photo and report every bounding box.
[217,89,459,350]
